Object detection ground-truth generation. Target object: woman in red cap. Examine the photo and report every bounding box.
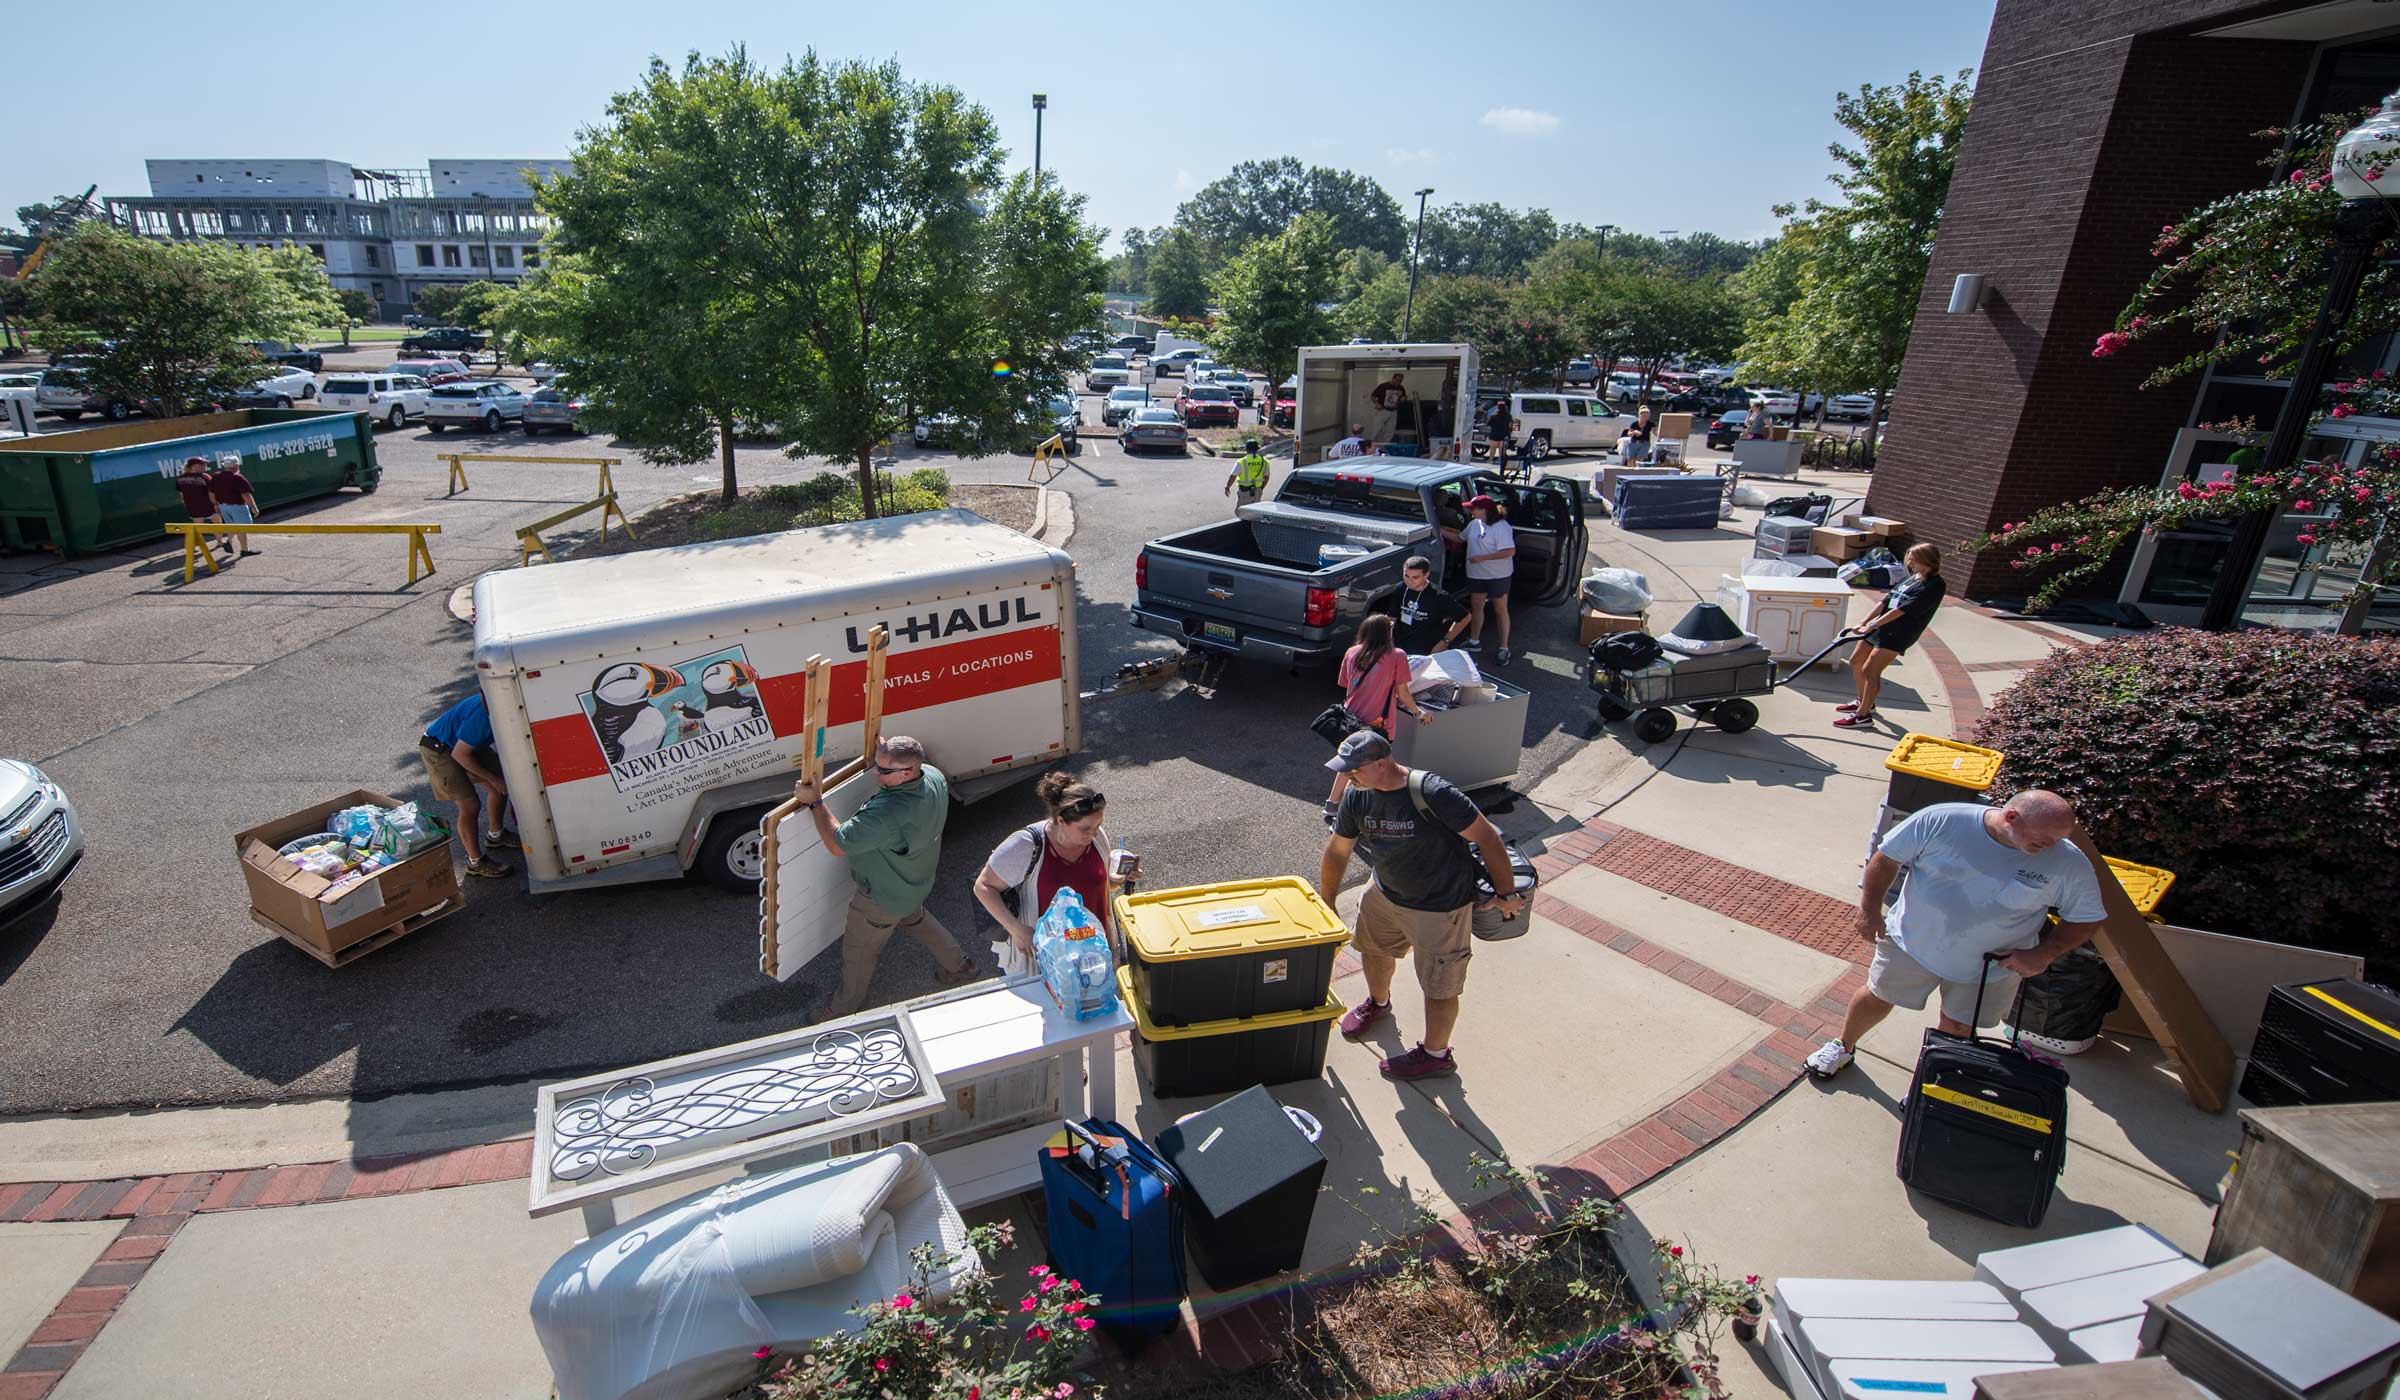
[1461,494,1516,666]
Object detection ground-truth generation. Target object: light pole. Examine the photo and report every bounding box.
[1402,186,1433,341]
[1595,222,1617,258]
[1032,94,1047,184]
[2200,93,2400,631]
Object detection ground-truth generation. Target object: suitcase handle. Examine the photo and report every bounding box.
[1976,952,2033,1048]
[1054,1120,1135,1219]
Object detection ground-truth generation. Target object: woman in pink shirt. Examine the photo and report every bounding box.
[1324,612,1432,818]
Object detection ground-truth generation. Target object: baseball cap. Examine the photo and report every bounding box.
[1324,729,1393,772]
[1466,494,1496,511]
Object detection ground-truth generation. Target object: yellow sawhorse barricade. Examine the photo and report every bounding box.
[438,453,619,498]
[1028,433,1068,484]
[165,522,441,586]
[516,493,634,565]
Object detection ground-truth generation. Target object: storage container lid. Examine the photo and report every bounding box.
[1115,966,1344,1041]
[2102,857,2175,918]
[1884,732,2004,792]
[1113,878,1349,962]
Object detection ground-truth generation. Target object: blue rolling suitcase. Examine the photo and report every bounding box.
[1040,1118,1187,1334]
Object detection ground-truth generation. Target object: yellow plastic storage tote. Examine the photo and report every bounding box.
[2103,857,2176,919]
[1884,733,2005,814]
[1116,966,1344,1098]
[1114,877,1350,1028]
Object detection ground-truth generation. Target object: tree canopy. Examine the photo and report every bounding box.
[1207,213,1339,380]
[28,225,338,413]
[1175,158,1406,262]
[1144,228,1211,319]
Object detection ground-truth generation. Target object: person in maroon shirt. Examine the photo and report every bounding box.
[207,458,264,557]
[972,773,1122,974]
[174,458,236,563]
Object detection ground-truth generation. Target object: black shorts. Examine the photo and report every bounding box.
[1468,575,1512,598]
[1867,627,1923,656]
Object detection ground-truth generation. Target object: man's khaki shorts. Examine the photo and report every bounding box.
[1867,939,2022,1028]
[1354,883,1474,999]
[419,741,473,803]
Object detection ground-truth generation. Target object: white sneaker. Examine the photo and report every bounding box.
[1804,1039,1854,1079]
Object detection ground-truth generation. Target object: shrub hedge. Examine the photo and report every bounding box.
[1975,628,2400,972]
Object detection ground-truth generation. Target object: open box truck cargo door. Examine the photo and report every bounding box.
[1294,342,1476,467]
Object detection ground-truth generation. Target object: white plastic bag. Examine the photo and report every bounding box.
[1408,649,1481,693]
[1579,567,1652,614]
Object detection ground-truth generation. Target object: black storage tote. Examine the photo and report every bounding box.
[1115,878,1350,1027]
[1155,1085,1328,1290]
[1118,966,1343,1100]
[1896,957,2070,1228]
[2239,979,2400,1108]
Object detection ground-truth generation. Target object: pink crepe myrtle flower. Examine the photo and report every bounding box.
[1076,1317,1097,1332]
[2331,403,2356,418]
[2092,331,2131,358]
[891,1294,914,1311]
[1028,1324,1051,1342]
[2026,546,2046,558]
[2297,531,2319,546]
[2295,500,2314,512]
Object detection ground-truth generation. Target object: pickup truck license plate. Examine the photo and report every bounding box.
[1203,621,1238,645]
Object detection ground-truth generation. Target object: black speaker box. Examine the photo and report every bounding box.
[1154,1085,1327,1290]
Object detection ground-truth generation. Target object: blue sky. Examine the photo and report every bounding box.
[8,0,1996,250]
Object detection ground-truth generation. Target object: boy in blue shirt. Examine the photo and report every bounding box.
[420,692,515,878]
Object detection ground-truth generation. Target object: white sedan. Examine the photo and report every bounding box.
[243,365,318,405]
[422,381,529,433]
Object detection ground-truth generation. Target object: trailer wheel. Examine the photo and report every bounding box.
[1595,692,1633,723]
[698,803,776,894]
[1711,698,1759,734]
[1632,707,1677,744]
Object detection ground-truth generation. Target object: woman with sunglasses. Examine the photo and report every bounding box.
[974,772,1120,976]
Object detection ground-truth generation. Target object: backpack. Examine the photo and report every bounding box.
[1590,631,1664,673]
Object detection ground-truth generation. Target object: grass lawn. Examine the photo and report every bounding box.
[310,327,412,344]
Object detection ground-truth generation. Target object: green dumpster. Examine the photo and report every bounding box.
[0,409,380,555]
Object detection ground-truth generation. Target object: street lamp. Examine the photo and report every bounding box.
[2199,92,2400,630]
[1032,94,1048,184]
[1403,186,1433,341]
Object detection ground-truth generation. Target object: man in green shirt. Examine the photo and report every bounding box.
[1226,438,1271,505]
[790,735,976,1018]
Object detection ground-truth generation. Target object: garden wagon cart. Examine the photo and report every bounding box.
[1582,631,1860,744]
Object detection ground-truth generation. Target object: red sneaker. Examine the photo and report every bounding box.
[1338,997,1391,1040]
[1835,701,1859,712]
[1833,712,1877,729]
[1380,1044,1459,1080]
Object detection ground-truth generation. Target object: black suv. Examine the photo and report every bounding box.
[399,326,488,356]
[244,340,323,372]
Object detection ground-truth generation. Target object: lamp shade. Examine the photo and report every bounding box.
[2331,90,2400,200]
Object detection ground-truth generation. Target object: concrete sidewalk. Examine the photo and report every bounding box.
[0,474,2228,1400]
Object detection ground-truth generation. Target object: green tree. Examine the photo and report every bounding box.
[1174,158,1405,261]
[1590,266,1740,391]
[972,172,1108,444]
[1335,248,1407,342]
[1415,202,1560,280]
[1739,70,1972,461]
[334,288,377,330]
[441,280,514,331]
[28,224,329,414]
[1408,275,1570,382]
[1208,213,1340,381]
[408,282,474,326]
[1145,228,1211,319]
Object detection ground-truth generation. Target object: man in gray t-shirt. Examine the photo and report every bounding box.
[1805,791,2108,1079]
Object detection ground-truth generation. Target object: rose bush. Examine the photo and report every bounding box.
[1976,628,2400,969]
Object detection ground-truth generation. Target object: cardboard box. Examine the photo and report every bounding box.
[1842,514,1909,540]
[1580,606,1646,646]
[1812,526,1874,561]
[235,790,460,958]
[1656,412,1694,442]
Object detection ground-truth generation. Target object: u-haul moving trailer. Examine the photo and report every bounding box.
[471,509,1080,895]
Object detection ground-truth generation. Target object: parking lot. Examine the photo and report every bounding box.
[0,346,1751,1116]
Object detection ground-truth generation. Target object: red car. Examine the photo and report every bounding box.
[1175,383,1240,428]
[389,356,472,386]
[1270,381,1296,429]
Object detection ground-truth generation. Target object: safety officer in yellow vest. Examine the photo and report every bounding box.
[1226,438,1271,505]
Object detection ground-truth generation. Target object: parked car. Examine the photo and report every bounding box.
[526,361,563,384]
[1271,377,1296,429]
[44,341,112,367]
[422,380,527,433]
[1561,358,1600,388]
[1152,347,1204,377]
[1101,385,1151,427]
[1122,405,1189,453]
[1108,334,1148,353]
[1705,410,1751,450]
[1829,392,1879,421]
[244,340,324,372]
[1749,388,1799,419]
[1047,393,1082,452]
[523,383,590,435]
[1197,368,1254,407]
[318,372,429,429]
[1085,355,1131,391]
[1604,371,1648,403]
[0,759,83,927]
[399,326,487,356]
[1474,391,1620,459]
[33,366,135,422]
[1175,382,1240,428]
[225,365,319,408]
[388,356,471,386]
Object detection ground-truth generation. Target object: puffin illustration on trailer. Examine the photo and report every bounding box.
[576,645,778,793]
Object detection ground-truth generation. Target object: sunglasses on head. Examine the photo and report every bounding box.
[1060,794,1104,820]
[874,762,919,776]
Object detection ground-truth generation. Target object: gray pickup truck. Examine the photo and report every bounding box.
[1133,457,1588,665]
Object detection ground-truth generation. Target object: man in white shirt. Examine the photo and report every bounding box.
[1806,790,2109,1079]
[1328,423,1369,458]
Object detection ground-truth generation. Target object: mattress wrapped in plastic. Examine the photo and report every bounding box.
[1613,475,1722,530]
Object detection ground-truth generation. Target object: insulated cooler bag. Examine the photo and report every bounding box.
[1040,1119,1187,1333]
[1896,956,2069,1228]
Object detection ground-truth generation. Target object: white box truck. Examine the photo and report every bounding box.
[1294,342,1477,466]
[470,509,1080,895]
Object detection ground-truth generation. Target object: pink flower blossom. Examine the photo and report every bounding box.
[2295,500,2314,511]
[2026,546,2045,558]
[1746,1275,1761,1286]
[874,1358,890,1374]
[1062,1301,1086,1315]
[892,1294,914,1311]
[2376,370,2390,380]
[753,1346,774,1360]
[1028,1324,1051,1342]
[2357,486,2374,504]
[1020,1297,1038,1313]
[2372,169,2385,183]
[2331,403,2356,418]
[1056,1385,1077,1398]
[1076,1317,1097,1332]
[2129,317,2148,331]
[2050,542,2066,552]
[1669,1246,1684,1259]
[2092,331,2131,358]
[2296,532,2318,546]
[2291,169,2309,183]
[2076,535,2091,546]
[1040,1276,1059,1293]
[2176,482,2200,500]
[2307,181,2327,193]
[1029,1265,1050,1278]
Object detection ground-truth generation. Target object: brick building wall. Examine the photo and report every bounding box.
[1870,0,2316,596]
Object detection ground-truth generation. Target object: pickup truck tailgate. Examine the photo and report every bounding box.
[1144,546,1313,635]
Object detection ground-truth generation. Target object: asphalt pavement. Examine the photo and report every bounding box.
[0,362,1613,1115]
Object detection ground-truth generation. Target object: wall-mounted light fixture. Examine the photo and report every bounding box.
[1947,273,1988,314]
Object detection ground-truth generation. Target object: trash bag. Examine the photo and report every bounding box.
[1746,558,1808,578]
[1590,631,1664,673]
[1409,649,1481,693]
[1762,492,1833,524]
[2008,945,2121,1043]
[1579,567,1653,614]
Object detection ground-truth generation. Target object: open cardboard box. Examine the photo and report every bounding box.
[235,790,460,958]
[1580,606,1646,647]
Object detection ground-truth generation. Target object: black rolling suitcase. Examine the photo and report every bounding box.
[1895,954,2070,1228]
